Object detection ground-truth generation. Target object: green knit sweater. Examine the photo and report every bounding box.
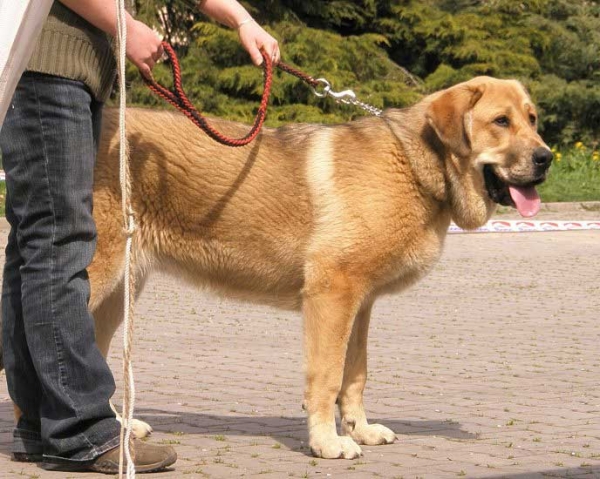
[27,2,118,102]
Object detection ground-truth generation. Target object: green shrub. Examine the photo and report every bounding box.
[539,144,600,202]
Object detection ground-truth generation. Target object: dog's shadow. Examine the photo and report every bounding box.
[0,400,475,459]
[3,403,599,479]
[133,407,476,456]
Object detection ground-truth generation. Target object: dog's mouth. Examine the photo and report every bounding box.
[483,165,543,218]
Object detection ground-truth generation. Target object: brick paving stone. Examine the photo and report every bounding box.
[1,207,600,478]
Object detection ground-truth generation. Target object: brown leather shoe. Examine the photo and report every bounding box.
[91,439,177,474]
[43,439,177,474]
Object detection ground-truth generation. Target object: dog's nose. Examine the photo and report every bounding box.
[532,147,553,169]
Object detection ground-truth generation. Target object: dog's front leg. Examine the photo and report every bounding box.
[338,301,396,446]
[302,270,364,459]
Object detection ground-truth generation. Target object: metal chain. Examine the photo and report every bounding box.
[340,96,384,117]
[311,78,383,117]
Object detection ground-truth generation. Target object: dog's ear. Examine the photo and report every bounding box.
[425,84,486,158]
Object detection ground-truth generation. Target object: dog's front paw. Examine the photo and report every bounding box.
[309,425,362,459]
[344,423,396,446]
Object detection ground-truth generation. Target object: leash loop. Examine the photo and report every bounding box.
[144,41,273,147]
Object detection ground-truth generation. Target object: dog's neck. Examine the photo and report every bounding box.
[382,106,448,203]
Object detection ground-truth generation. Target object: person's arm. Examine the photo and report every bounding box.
[58,0,163,78]
[198,0,280,65]
[59,0,280,76]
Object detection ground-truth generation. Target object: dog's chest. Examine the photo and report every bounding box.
[374,223,448,295]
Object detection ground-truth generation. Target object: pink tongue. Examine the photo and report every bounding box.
[508,185,541,217]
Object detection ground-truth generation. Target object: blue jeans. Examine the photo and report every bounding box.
[0,72,120,463]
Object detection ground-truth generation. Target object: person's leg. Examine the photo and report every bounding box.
[0,72,120,463]
[1,186,44,460]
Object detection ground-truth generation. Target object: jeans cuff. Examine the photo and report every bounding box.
[13,428,43,456]
[43,434,120,464]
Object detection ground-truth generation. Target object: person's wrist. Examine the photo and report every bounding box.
[124,14,138,36]
[236,17,255,30]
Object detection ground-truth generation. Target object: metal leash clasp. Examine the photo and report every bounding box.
[311,78,382,116]
[312,78,356,102]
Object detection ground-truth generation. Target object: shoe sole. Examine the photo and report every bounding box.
[13,452,44,462]
[91,452,177,474]
[43,452,177,474]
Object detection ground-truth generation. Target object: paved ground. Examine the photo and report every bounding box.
[0,204,599,478]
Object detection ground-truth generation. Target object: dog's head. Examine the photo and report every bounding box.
[425,76,551,227]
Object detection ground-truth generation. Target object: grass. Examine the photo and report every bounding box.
[538,143,600,202]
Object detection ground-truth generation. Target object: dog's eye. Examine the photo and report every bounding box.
[529,114,537,126]
[494,116,510,127]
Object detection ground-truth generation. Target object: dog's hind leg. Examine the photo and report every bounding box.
[302,269,365,459]
[89,191,153,438]
[338,300,396,446]
[13,404,22,423]
[93,275,154,439]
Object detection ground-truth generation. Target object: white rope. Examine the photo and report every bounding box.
[449,219,600,234]
[115,0,137,478]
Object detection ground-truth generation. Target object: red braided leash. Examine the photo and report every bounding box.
[143,41,320,147]
[143,42,272,146]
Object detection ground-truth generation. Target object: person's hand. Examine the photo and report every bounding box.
[237,20,280,66]
[126,18,164,78]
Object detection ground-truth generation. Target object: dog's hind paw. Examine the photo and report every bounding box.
[116,415,153,438]
[111,401,153,438]
[129,418,153,438]
[345,423,396,446]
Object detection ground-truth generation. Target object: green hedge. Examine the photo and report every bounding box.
[126,0,600,147]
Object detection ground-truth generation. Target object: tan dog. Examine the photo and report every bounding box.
[24,76,553,459]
